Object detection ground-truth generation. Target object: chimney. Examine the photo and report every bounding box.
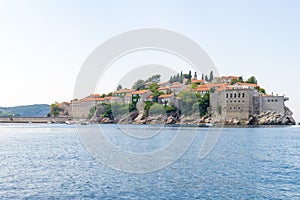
[194,72,197,80]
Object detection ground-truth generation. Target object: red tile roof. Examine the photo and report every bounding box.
[191,79,204,83]
[158,87,168,90]
[222,76,239,79]
[215,85,228,92]
[132,90,150,95]
[235,82,260,88]
[158,94,174,98]
[113,89,135,94]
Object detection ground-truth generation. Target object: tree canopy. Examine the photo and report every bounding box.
[145,74,161,83]
[246,76,258,84]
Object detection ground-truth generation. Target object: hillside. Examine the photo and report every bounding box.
[0,104,50,117]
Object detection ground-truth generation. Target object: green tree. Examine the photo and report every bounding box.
[111,102,128,117]
[238,76,244,82]
[179,71,184,83]
[117,84,122,90]
[102,103,112,118]
[133,79,145,90]
[191,83,198,89]
[164,105,177,113]
[50,102,60,117]
[209,70,214,82]
[188,70,192,82]
[259,87,266,94]
[106,92,113,96]
[149,82,163,101]
[128,102,137,112]
[205,75,209,82]
[198,92,210,116]
[230,78,238,85]
[88,106,97,119]
[149,103,165,115]
[145,74,161,83]
[178,91,198,116]
[246,76,258,84]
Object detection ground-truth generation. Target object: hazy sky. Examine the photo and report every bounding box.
[0,0,300,121]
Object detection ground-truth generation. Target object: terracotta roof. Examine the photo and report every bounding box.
[169,84,183,88]
[79,97,105,102]
[158,81,169,85]
[105,96,119,100]
[147,95,154,98]
[172,82,181,85]
[222,76,239,79]
[158,87,168,90]
[215,85,228,92]
[195,87,209,92]
[89,94,101,98]
[132,90,150,95]
[205,83,226,88]
[235,82,260,88]
[158,94,174,98]
[191,79,204,83]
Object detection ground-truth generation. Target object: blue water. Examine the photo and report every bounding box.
[0,124,300,199]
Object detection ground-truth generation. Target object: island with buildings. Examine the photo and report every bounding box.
[53,71,295,126]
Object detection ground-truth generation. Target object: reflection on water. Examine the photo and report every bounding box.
[0,124,299,199]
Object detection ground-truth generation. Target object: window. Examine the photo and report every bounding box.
[238,107,241,110]
[230,94,233,98]
[271,99,274,102]
[226,93,228,98]
[275,99,278,102]
[238,100,240,103]
[238,93,241,98]
[268,100,270,102]
[230,100,232,103]
[242,93,245,98]
[234,93,237,98]
[230,107,232,110]
[255,107,258,110]
[234,100,236,103]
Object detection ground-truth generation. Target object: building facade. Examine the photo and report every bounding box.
[210,85,288,121]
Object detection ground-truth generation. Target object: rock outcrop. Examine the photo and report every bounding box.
[254,106,295,125]
[90,105,295,126]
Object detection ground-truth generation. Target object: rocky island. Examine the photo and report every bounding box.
[53,71,295,126]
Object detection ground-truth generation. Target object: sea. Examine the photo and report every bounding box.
[0,123,300,199]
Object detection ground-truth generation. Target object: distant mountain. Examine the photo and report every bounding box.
[0,104,50,117]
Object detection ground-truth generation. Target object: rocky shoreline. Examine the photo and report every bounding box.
[90,106,295,126]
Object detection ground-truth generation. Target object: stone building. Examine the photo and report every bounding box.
[112,89,135,98]
[158,94,175,106]
[71,94,105,119]
[58,102,72,117]
[210,84,289,121]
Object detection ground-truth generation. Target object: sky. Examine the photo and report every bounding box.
[0,0,300,120]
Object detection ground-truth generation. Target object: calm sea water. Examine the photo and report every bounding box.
[0,124,300,199]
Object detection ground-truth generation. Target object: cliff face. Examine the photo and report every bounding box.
[90,105,296,126]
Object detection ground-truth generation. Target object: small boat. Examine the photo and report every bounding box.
[65,120,75,125]
[81,122,89,125]
[198,123,214,127]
